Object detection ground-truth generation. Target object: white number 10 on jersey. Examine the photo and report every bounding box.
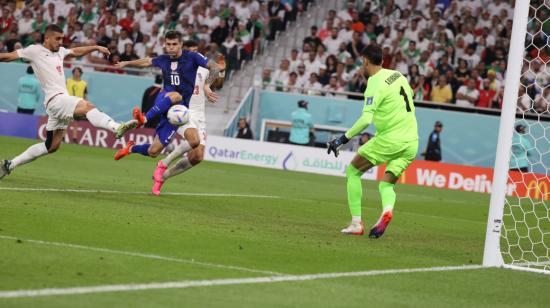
[170,75,180,85]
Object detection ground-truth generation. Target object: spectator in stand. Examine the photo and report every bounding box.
[289,100,314,146]
[455,59,470,84]
[17,66,40,115]
[324,75,346,99]
[413,75,430,101]
[509,124,532,173]
[284,71,301,93]
[236,117,254,139]
[516,85,532,112]
[430,75,453,104]
[262,68,273,91]
[534,86,550,114]
[120,43,139,62]
[323,27,343,55]
[478,79,497,109]
[267,0,286,41]
[491,85,505,109]
[304,72,323,96]
[455,78,480,108]
[421,121,443,162]
[303,26,322,50]
[272,58,291,89]
[288,48,301,72]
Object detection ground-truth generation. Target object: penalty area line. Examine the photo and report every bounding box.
[0,264,483,299]
[0,187,281,199]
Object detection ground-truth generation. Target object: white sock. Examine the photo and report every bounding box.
[352,216,362,224]
[163,157,193,180]
[86,108,120,132]
[162,141,192,166]
[10,143,49,170]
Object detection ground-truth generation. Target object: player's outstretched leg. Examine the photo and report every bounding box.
[341,164,365,235]
[368,179,396,239]
[151,128,201,195]
[114,141,136,160]
[75,100,137,139]
[0,159,12,180]
[1,130,64,179]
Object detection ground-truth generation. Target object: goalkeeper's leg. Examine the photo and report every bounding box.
[341,154,375,235]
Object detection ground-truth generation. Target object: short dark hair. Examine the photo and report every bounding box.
[361,44,383,65]
[184,40,198,48]
[26,66,34,74]
[72,67,83,75]
[165,30,182,41]
[45,24,63,34]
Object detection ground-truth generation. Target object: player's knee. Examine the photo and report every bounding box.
[166,92,182,103]
[48,141,61,153]
[189,138,200,149]
[189,154,203,165]
[148,148,161,157]
[346,164,361,178]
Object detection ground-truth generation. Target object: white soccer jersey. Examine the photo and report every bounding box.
[17,44,72,105]
[189,66,209,122]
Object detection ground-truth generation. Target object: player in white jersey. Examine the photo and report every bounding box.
[151,41,224,195]
[0,24,137,180]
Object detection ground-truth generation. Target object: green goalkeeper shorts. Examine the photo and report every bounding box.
[357,137,418,177]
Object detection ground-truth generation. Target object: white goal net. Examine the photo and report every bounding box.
[484,0,550,274]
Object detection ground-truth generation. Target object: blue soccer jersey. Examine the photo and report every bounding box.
[151,50,208,107]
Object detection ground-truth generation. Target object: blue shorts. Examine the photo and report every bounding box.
[153,91,188,147]
[156,117,178,147]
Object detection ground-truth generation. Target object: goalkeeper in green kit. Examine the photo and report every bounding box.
[327,44,418,238]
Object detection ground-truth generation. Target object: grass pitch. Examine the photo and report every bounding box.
[0,136,548,307]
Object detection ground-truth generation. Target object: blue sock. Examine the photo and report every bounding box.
[131,144,151,156]
[145,96,173,121]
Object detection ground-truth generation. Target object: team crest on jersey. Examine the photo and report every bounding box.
[366,96,374,105]
[56,65,62,74]
[198,73,202,81]
[170,61,178,72]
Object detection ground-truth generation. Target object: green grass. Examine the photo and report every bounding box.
[0,136,549,307]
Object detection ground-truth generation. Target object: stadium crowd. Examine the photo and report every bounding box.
[1,0,549,113]
[260,0,550,113]
[0,0,311,77]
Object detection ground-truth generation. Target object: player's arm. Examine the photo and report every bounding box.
[115,57,153,68]
[0,51,20,62]
[205,55,226,88]
[204,82,219,103]
[69,45,110,57]
[327,87,378,157]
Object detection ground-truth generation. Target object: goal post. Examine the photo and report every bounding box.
[483,0,549,274]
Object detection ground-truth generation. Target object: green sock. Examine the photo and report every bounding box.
[379,181,396,211]
[346,164,363,217]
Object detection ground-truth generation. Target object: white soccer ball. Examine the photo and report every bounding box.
[167,105,189,126]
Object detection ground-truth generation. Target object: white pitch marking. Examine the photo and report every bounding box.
[0,265,484,298]
[0,235,283,276]
[0,187,280,199]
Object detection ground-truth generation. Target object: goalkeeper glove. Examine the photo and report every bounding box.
[327,134,349,157]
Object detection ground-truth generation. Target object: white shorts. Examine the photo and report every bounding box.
[45,94,81,131]
[177,118,207,145]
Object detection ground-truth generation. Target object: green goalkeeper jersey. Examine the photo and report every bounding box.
[345,68,418,143]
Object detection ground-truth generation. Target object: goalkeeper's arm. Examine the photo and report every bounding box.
[327,112,373,157]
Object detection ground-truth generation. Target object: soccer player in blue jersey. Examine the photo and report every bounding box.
[113,31,224,161]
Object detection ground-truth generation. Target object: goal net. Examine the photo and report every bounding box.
[484,0,550,274]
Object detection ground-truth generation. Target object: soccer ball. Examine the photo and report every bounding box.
[167,105,189,126]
